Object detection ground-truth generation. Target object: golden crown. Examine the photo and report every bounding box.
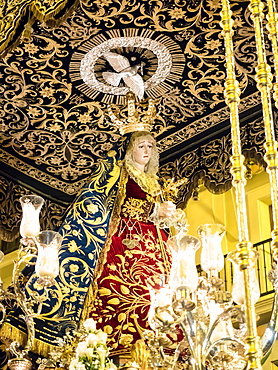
[107,92,157,135]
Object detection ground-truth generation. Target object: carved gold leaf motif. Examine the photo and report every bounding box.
[0,0,272,202]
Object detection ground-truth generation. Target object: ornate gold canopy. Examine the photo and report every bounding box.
[0,0,273,242]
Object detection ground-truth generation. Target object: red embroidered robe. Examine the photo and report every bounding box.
[90,177,171,356]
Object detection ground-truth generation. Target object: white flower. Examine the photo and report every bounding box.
[97,346,107,365]
[73,324,110,370]
[76,363,86,370]
[83,318,97,332]
[86,333,98,346]
[69,358,78,370]
[85,346,95,359]
[95,331,107,344]
[69,359,84,370]
[76,341,88,357]
[96,346,107,356]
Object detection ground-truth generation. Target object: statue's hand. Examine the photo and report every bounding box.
[149,202,187,230]
[158,201,176,219]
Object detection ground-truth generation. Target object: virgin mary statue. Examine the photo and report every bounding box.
[0,94,176,363]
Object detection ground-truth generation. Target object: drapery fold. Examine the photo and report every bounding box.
[0,0,79,57]
[0,146,125,358]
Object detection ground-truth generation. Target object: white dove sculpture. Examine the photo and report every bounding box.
[102,51,145,100]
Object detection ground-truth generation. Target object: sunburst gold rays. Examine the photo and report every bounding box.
[115,95,127,105]
[138,28,157,39]
[76,83,101,99]
[78,34,109,52]
[106,28,126,38]
[75,84,130,103]
[69,28,186,102]
[102,94,117,104]
[107,28,140,38]
[147,82,177,98]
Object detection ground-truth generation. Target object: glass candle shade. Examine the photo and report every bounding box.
[197,224,226,275]
[208,301,234,343]
[146,274,173,330]
[168,234,200,293]
[20,195,44,238]
[35,231,62,281]
[228,250,260,305]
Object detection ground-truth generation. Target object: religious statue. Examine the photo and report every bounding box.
[0,94,179,366]
[88,129,176,358]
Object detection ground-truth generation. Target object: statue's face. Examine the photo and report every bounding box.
[133,138,153,168]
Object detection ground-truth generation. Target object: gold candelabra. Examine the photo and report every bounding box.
[134,0,278,369]
[140,221,273,370]
[2,1,278,366]
[0,195,62,370]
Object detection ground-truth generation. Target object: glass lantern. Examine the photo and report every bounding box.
[19,195,44,239]
[228,249,260,305]
[146,274,174,330]
[197,224,226,278]
[35,230,62,286]
[167,233,200,311]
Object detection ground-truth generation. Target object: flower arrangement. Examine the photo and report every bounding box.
[69,318,117,370]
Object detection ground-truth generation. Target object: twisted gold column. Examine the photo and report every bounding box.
[220,0,262,368]
[266,0,278,108]
[265,0,278,263]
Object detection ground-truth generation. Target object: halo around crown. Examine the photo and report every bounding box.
[107,92,156,135]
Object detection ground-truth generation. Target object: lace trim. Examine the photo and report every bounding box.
[124,161,161,197]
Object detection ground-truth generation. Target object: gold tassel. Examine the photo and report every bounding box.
[22,23,33,39]
[30,0,79,25]
[31,337,59,358]
[0,322,62,358]
[0,322,27,347]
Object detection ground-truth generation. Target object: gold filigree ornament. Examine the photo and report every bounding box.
[107,92,156,135]
[130,339,150,370]
[122,239,139,249]
[121,195,155,221]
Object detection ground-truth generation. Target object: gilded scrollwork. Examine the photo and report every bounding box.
[157,91,263,152]
[0,34,121,184]
[0,0,274,205]
[80,0,140,29]
[39,15,101,49]
[162,117,266,207]
[0,176,25,242]
[0,149,88,195]
[0,0,78,55]
[201,136,233,184]
[159,116,267,207]
[157,88,206,126]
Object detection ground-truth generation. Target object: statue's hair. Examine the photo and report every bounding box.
[124,131,159,176]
